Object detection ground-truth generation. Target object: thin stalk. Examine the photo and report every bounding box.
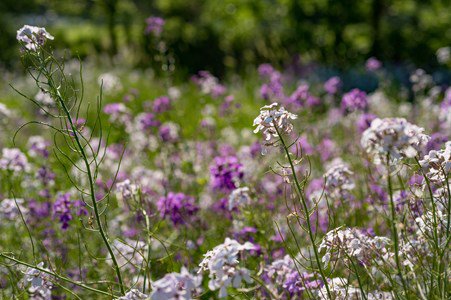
[275,126,332,299]
[386,156,408,298]
[36,51,126,295]
[0,253,116,297]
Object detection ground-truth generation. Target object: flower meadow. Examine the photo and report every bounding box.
[0,25,450,300]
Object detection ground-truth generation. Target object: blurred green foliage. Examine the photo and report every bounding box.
[0,0,450,74]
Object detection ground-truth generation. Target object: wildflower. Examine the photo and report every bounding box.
[17,25,54,51]
[410,69,433,93]
[361,118,430,164]
[152,96,171,113]
[145,16,165,36]
[323,161,355,200]
[0,198,28,220]
[116,179,139,201]
[103,103,130,124]
[150,267,202,300]
[98,73,122,94]
[192,71,226,98]
[158,122,179,142]
[0,148,30,173]
[35,90,55,108]
[23,262,53,300]
[0,103,12,119]
[157,192,198,226]
[253,103,298,143]
[436,47,451,64]
[319,227,391,267]
[117,289,148,300]
[365,57,382,71]
[228,187,252,210]
[356,113,377,133]
[108,239,147,273]
[53,192,73,230]
[341,89,368,114]
[27,136,50,158]
[324,76,341,95]
[198,238,254,298]
[210,155,244,192]
[419,141,450,185]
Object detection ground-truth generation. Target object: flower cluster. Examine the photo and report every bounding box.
[0,148,30,173]
[53,192,73,230]
[23,262,53,299]
[323,161,355,200]
[157,192,199,226]
[198,238,254,298]
[319,227,392,267]
[150,267,202,300]
[253,103,298,143]
[16,25,54,51]
[265,255,320,297]
[419,141,450,184]
[227,187,252,211]
[317,278,392,300]
[210,155,244,192]
[361,118,430,164]
[0,198,28,220]
[108,239,147,273]
[145,16,165,36]
[116,179,139,201]
[341,89,368,114]
[192,71,226,98]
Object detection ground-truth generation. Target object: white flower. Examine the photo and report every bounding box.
[35,90,55,107]
[117,289,149,300]
[361,118,430,164]
[319,227,391,267]
[419,141,450,184]
[198,238,254,298]
[228,187,252,210]
[116,179,139,201]
[0,148,30,173]
[150,267,202,300]
[0,198,27,220]
[0,103,12,119]
[323,162,354,200]
[108,239,147,273]
[98,73,123,93]
[17,25,54,51]
[436,47,451,64]
[23,262,53,300]
[253,103,297,143]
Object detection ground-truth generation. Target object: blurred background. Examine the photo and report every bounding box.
[1,0,450,79]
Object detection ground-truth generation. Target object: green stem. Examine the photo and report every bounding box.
[36,52,126,295]
[386,156,408,298]
[276,127,332,299]
[0,253,116,297]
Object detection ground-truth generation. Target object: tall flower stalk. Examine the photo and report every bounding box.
[15,26,125,295]
[253,103,332,298]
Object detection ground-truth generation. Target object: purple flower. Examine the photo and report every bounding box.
[210,156,244,192]
[157,192,198,226]
[53,193,73,230]
[145,16,165,36]
[366,57,382,71]
[426,132,448,152]
[318,138,336,162]
[341,88,368,114]
[258,64,275,78]
[136,112,160,130]
[356,113,377,133]
[324,76,341,95]
[153,96,171,113]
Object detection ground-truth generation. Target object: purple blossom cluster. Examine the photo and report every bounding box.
[157,192,199,226]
